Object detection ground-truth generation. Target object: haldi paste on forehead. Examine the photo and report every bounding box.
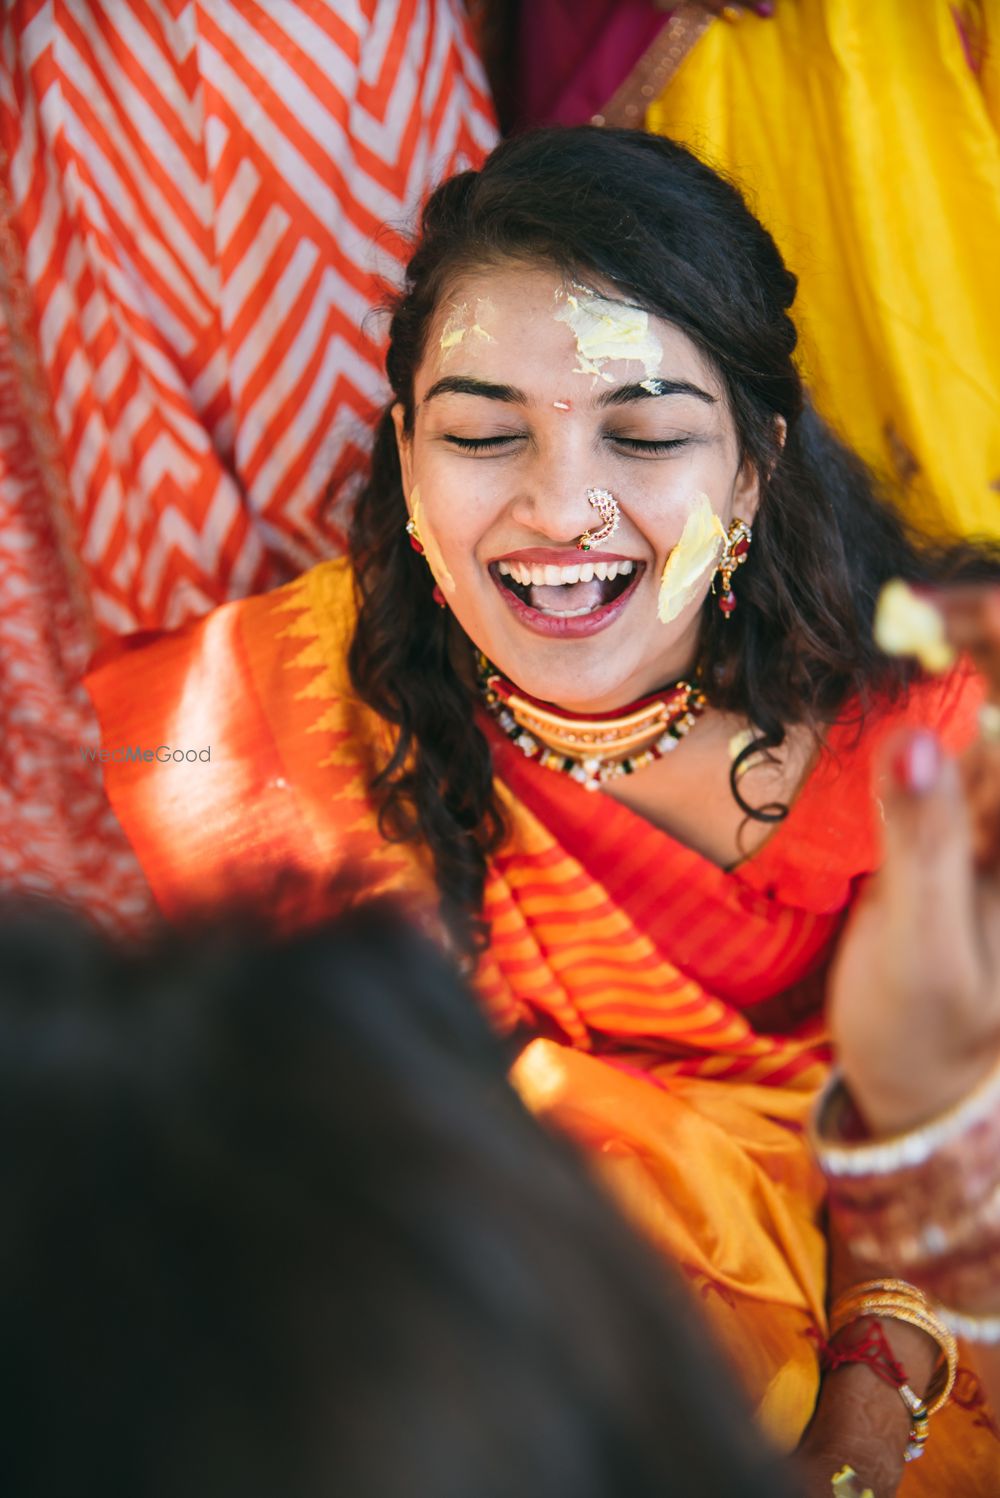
[438,299,496,358]
[554,283,662,384]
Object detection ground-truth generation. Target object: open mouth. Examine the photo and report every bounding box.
[490,558,642,619]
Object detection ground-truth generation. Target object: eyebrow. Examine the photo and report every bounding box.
[422,376,527,406]
[599,380,717,407]
[420,375,716,407]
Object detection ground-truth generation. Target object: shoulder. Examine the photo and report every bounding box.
[738,664,984,912]
[83,557,393,920]
[87,557,358,735]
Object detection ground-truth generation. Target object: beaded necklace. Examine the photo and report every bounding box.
[477,655,707,792]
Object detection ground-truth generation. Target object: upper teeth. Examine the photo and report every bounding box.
[497,559,636,586]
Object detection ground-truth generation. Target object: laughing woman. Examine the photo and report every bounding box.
[87,128,1000,1495]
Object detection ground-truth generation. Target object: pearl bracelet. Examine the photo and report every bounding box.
[934,1305,1000,1345]
[811,1063,1000,1341]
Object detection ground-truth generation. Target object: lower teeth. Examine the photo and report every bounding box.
[536,602,601,618]
[498,569,637,616]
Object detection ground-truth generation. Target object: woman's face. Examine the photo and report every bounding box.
[394,262,761,713]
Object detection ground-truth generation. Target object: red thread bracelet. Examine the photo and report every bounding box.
[816,1318,908,1389]
[810,1320,931,1462]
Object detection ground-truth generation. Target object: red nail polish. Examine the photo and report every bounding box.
[755,1,775,14]
[891,730,942,794]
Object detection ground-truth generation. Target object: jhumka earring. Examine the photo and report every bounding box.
[405,515,424,553]
[577,487,620,552]
[715,517,753,618]
[405,516,446,608]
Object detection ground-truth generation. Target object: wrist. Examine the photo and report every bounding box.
[813,1359,912,1436]
[848,1048,999,1139]
[812,1067,1000,1334]
[800,1388,905,1497]
[817,1298,949,1468]
[814,1275,961,1475]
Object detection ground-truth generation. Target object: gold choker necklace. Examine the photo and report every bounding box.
[477,656,706,792]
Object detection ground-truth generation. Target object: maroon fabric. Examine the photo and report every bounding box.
[514,0,672,128]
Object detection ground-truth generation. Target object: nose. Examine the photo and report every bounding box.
[508,450,608,545]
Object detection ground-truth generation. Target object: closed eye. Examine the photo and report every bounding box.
[442,434,524,452]
[610,436,690,454]
[441,433,691,455]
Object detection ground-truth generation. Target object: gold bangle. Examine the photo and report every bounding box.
[830,1299,956,1413]
[829,1280,958,1417]
[831,1276,928,1305]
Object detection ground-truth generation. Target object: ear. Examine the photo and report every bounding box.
[731,453,762,527]
[392,403,415,507]
[732,415,787,527]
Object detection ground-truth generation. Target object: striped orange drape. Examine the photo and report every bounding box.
[0,1,496,922]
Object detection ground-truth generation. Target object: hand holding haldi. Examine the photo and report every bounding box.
[873,578,954,674]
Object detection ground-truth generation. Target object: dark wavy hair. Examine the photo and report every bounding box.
[0,897,797,1498]
[348,125,998,957]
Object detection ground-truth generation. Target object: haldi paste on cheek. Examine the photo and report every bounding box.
[657,492,726,624]
[410,487,456,595]
[553,283,662,384]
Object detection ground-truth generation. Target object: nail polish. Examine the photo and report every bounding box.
[892,730,942,794]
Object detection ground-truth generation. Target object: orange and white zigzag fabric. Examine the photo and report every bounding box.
[0,0,496,919]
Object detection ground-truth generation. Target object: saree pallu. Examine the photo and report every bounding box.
[86,556,999,1490]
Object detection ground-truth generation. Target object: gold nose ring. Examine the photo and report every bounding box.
[577,488,620,552]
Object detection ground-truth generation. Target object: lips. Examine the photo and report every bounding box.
[489,555,644,638]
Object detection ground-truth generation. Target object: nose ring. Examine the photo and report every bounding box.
[577,488,620,552]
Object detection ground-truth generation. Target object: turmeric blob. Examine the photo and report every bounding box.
[873,578,954,674]
[657,493,727,624]
[410,487,456,595]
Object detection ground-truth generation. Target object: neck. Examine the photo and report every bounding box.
[517,650,701,722]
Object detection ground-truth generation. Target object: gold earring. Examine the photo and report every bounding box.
[715,518,752,618]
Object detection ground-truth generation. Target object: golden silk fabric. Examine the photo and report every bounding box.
[647,0,1000,541]
[86,557,998,1486]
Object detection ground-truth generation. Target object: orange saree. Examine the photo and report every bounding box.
[87,555,999,1491]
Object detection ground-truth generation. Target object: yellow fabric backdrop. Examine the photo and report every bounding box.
[648,0,1000,540]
